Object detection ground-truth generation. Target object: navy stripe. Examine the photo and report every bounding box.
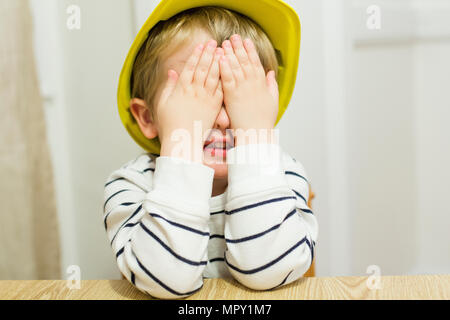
[104,189,132,211]
[130,167,155,174]
[104,202,136,230]
[225,236,308,274]
[116,247,124,258]
[299,208,314,215]
[210,234,225,240]
[139,222,207,267]
[121,202,136,206]
[131,272,136,285]
[306,238,314,264]
[292,189,307,204]
[226,209,297,244]
[268,270,293,291]
[285,171,308,183]
[124,222,139,228]
[105,177,125,187]
[110,204,143,245]
[226,196,296,215]
[134,253,203,297]
[211,210,225,215]
[209,257,225,263]
[149,213,209,237]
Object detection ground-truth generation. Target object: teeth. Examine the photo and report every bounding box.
[206,143,223,149]
[213,142,225,149]
[205,142,230,149]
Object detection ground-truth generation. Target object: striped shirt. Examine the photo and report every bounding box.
[103,143,318,299]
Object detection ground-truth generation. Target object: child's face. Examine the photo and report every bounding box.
[155,29,233,181]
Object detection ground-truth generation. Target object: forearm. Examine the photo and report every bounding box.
[113,204,210,299]
[104,156,214,299]
[224,144,317,290]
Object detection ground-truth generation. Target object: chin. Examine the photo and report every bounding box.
[203,156,228,179]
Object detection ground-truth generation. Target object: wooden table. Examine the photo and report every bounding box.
[0,275,448,300]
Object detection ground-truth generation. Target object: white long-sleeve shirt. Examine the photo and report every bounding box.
[103,143,318,299]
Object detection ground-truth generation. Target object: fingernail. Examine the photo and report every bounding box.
[244,38,253,48]
[208,40,217,48]
[231,34,241,42]
[223,40,231,48]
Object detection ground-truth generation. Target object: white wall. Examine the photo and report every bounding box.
[413,0,450,274]
[29,0,450,280]
[60,0,142,280]
[332,0,450,276]
[30,0,140,280]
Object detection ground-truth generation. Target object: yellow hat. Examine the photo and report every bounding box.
[117,0,301,154]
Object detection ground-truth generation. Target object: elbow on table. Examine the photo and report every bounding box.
[117,245,206,299]
[129,271,204,300]
[226,254,312,291]
[229,270,293,291]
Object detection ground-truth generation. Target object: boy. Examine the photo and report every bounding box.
[104,3,318,299]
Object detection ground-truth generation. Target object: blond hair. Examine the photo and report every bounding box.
[131,6,279,118]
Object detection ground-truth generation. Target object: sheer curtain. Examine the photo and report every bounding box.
[0,0,60,279]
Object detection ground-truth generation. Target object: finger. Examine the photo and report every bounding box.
[194,39,217,86]
[219,54,235,91]
[205,48,223,94]
[243,38,265,77]
[160,69,179,102]
[179,42,205,86]
[222,40,245,82]
[215,78,223,100]
[230,34,253,78]
[266,71,279,101]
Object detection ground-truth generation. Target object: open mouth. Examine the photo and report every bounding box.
[203,138,233,157]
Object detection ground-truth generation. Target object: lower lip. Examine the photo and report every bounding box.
[204,147,227,157]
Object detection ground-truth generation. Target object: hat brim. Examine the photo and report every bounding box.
[117,0,301,154]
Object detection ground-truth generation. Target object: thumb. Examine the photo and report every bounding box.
[160,69,178,102]
[266,70,279,101]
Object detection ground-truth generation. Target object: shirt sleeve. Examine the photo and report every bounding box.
[103,156,214,299]
[223,144,319,290]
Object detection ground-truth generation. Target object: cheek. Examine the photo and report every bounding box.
[150,80,168,122]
